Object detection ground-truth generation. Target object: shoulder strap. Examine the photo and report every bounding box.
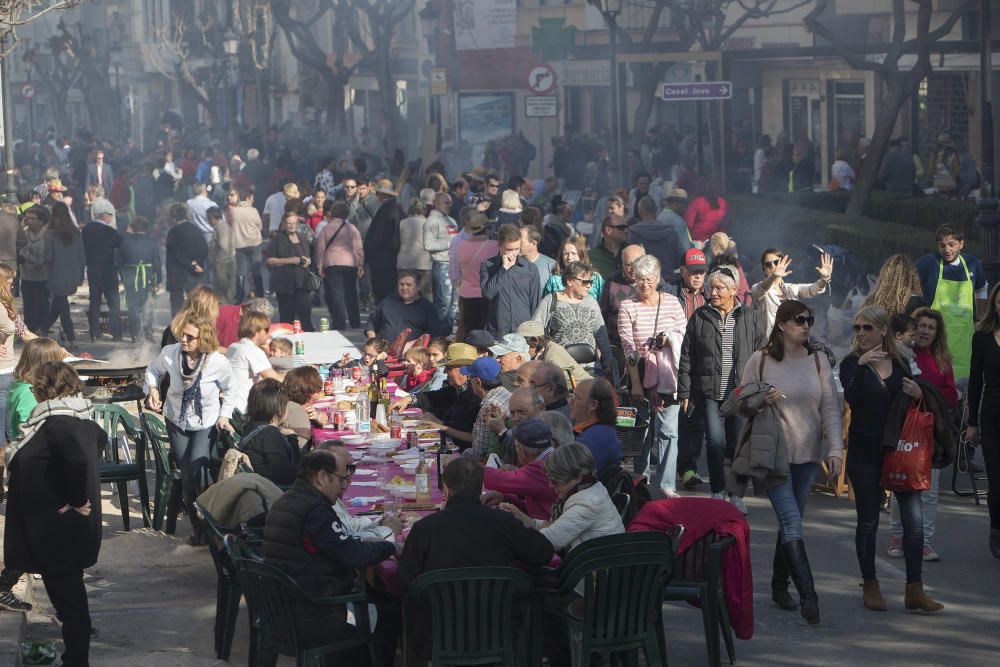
[758,352,766,379]
[238,424,270,450]
[321,221,347,256]
[814,352,821,376]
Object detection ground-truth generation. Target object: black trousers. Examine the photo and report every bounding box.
[87,273,121,339]
[978,403,1000,531]
[20,279,49,333]
[276,291,314,331]
[459,297,488,334]
[44,294,75,341]
[368,257,397,304]
[0,567,23,591]
[42,570,91,667]
[323,266,360,329]
[676,400,706,476]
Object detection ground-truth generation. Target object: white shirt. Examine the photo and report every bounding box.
[144,345,235,430]
[750,280,826,333]
[186,195,216,235]
[226,338,273,414]
[263,192,287,233]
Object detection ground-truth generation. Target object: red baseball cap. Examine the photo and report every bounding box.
[684,248,707,269]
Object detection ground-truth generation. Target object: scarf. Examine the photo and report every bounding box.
[5,395,92,465]
[179,350,206,424]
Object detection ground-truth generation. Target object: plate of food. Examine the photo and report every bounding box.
[340,435,367,446]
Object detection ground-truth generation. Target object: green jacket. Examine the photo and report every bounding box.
[7,379,37,440]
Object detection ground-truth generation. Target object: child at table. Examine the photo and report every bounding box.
[400,346,435,392]
[240,378,299,486]
[6,337,66,440]
[334,337,389,377]
[267,336,296,372]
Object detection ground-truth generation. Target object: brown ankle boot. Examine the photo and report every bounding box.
[862,579,886,611]
[905,582,943,612]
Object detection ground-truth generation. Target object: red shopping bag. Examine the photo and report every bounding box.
[880,400,934,492]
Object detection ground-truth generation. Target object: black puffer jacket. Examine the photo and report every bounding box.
[678,303,765,401]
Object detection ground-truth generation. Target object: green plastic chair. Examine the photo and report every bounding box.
[224,535,380,667]
[546,532,674,666]
[402,566,533,667]
[662,530,737,667]
[92,404,151,530]
[139,413,183,533]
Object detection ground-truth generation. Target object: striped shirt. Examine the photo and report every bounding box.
[617,296,688,356]
[710,302,741,400]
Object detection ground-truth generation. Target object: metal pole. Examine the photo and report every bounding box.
[26,68,32,143]
[695,74,704,177]
[1,37,17,197]
[976,0,999,286]
[606,11,622,188]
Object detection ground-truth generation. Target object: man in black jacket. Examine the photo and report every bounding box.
[397,457,554,658]
[365,270,447,342]
[81,198,123,340]
[164,202,209,315]
[480,224,539,337]
[263,449,398,665]
[364,179,403,303]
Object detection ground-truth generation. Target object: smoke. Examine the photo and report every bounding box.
[102,342,161,369]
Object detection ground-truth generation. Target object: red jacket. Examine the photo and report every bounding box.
[483,455,557,521]
[628,497,754,640]
[915,346,958,409]
[684,196,728,242]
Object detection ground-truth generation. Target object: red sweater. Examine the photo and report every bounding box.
[483,457,557,521]
[683,196,729,242]
[915,346,959,409]
[628,497,754,640]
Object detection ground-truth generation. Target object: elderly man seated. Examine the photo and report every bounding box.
[485,386,545,461]
[517,320,590,387]
[490,333,530,391]
[461,357,513,460]
[263,449,398,666]
[570,378,624,476]
[531,362,572,418]
[482,418,559,520]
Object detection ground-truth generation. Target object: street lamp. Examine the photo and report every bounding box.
[975,0,999,285]
[418,2,439,50]
[419,2,441,152]
[597,0,625,187]
[23,47,35,144]
[222,28,240,141]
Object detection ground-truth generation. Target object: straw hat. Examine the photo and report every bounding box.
[375,178,399,197]
[438,343,478,367]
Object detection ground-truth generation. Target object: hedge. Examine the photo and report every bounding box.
[751,190,980,240]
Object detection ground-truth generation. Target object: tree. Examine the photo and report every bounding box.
[0,0,81,50]
[805,0,974,216]
[48,19,122,140]
[270,0,359,133]
[343,0,416,156]
[28,31,80,131]
[141,18,223,129]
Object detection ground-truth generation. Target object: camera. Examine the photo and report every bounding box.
[646,332,669,350]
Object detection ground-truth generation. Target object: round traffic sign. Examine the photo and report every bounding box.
[527,65,556,94]
[20,83,35,100]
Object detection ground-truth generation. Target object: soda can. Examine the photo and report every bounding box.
[352,366,362,381]
[408,430,419,448]
[319,318,330,332]
[333,411,345,430]
[391,423,402,439]
[323,379,335,396]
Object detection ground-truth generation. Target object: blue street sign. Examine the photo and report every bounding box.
[659,82,733,101]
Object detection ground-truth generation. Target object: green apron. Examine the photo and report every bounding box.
[932,256,974,379]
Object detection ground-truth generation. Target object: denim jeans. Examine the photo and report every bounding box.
[700,398,744,493]
[677,401,706,476]
[650,402,681,492]
[235,245,263,301]
[767,463,820,543]
[847,458,924,584]
[432,261,456,330]
[889,467,939,543]
[166,422,213,522]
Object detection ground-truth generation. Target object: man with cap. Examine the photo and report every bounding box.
[628,191,692,279]
[82,196,124,340]
[395,343,482,450]
[589,213,629,280]
[666,248,709,318]
[459,357,512,460]
[464,329,495,356]
[365,270,447,343]
[490,333,529,391]
[364,179,404,303]
[481,417,558,520]
[517,321,590,387]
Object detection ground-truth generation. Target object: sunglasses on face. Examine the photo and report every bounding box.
[574,278,594,286]
[852,323,876,332]
[791,315,815,327]
[764,255,785,269]
[180,333,199,341]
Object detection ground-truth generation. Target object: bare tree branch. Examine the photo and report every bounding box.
[804,0,893,75]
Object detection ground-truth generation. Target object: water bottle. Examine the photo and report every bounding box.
[356,392,371,434]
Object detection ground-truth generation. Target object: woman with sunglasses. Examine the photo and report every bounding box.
[839,305,943,612]
[618,254,688,495]
[542,237,604,301]
[751,248,834,332]
[531,261,612,377]
[145,315,235,545]
[965,282,1000,559]
[739,300,842,623]
[679,267,765,513]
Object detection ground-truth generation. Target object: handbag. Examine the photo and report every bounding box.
[880,399,934,492]
[306,221,348,293]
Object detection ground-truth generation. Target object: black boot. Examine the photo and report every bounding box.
[771,535,797,611]
[781,539,820,625]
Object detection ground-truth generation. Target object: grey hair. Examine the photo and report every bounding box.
[631,254,661,280]
[533,362,568,397]
[242,297,275,320]
[407,197,427,217]
[538,411,575,448]
[419,188,436,205]
[544,442,596,485]
[707,270,738,291]
[511,387,545,411]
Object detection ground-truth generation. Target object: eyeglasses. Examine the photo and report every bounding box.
[852,323,876,332]
[791,314,815,327]
[635,277,657,286]
[180,333,200,341]
[344,185,357,189]
[763,255,785,269]
[326,470,352,482]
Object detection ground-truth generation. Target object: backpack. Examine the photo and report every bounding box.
[546,298,601,350]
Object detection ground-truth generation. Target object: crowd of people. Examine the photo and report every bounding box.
[0,125,996,666]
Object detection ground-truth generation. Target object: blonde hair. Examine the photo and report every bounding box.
[177,315,220,355]
[14,337,64,383]
[0,263,17,321]
[170,286,219,342]
[849,305,904,363]
[862,255,922,316]
[709,232,736,257]
[500,189,521,210]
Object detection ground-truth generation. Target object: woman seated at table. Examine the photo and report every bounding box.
[281,366,328,450]
[399,346,435,392]
[240,379,299,486]
[501,443,623,554]
[482,418,559,520]
[334,337,389,378]
[531,261,613,377]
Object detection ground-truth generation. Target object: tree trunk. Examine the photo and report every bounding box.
[323,74,347,134]
[79,77,122,140]
[846,79,907,217]
[374,50,401,155]
[628,61,669,152]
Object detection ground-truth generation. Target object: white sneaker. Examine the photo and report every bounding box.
[711,491,726,500]
[728,495,749,515]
